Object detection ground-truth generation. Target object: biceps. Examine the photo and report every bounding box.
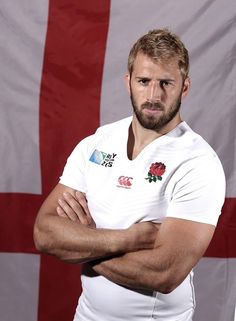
[158,217,215,270]
[34,183,77,235]
[39,183,76,216]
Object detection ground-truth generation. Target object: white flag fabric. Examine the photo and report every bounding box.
[0,0,48,194]
[0,1,235,321]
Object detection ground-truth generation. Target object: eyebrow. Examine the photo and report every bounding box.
[135,77,175,83]
[159,78,175,83]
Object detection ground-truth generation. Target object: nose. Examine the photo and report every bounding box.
[146,82,161,102]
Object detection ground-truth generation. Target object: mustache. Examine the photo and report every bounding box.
[141,101,164,110]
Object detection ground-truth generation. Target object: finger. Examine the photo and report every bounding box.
[63,193,91,225]
[56,206,68,218]
[75,191,91,217]
[58,198,79,222]
[75,191,95,226]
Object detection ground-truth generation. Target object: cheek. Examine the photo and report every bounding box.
[132,86,147,101]
[166,88,181,101]
[134,93,146,107]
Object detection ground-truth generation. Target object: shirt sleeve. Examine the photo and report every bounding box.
[59,136,93,193]
[166,153,226,226]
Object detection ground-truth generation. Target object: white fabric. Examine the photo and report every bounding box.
[0,253,40,321]
[75,269,195,321]
[0,0,48,193]
[193,258,236,321]
[60,117,225,321]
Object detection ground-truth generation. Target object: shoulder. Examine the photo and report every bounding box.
[70,116,132,156]
[177,122,222,165]
[166,123,225,225]
[170,122,226,195]
[95,116,132,136]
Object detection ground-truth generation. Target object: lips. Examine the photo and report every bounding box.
[145,106,163,111]
[141,102,164,111]
[144,107,163,115]
[142,105,164,114]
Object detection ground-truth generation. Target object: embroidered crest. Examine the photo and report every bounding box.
[145,162,166,183]
[89,149,117,167]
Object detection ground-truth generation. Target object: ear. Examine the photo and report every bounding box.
[181,77,191,99]
[124,73,131,94]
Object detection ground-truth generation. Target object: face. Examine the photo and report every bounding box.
[126,53,190,132]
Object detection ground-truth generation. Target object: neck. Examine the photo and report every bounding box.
[127,113,182,159]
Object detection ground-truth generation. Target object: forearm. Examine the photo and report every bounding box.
[90,218,214,294]
[91,249,177,294]
[34,214,136,263]
[34,213,158,264]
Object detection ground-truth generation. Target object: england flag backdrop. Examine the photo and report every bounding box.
[0,1,235,321]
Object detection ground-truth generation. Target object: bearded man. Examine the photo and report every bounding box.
[34,29,225,321]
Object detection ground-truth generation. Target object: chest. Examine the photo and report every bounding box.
[85,146,178,228]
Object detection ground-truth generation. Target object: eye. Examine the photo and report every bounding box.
[138,78,150,86]
[160,80,170,88]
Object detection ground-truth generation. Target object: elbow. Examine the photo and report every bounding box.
[33,223,49,253]
[157,282,177,294]
[152,272,180,294]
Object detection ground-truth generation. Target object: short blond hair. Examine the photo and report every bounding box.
[128,29,189,79]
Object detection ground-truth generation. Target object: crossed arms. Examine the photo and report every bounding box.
[33,183,215,294]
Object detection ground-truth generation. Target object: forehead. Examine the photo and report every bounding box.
[132,52,181,78]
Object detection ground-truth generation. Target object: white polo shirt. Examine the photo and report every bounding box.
[60,116,225,321]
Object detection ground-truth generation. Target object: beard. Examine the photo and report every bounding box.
[130,91,182,132]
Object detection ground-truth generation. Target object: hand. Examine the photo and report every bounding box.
[127,221,160,251]
[57,191,96,227]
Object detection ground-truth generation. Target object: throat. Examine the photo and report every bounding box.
[127,126,135,160]
[129,146,145,160]
[127,124,159,160]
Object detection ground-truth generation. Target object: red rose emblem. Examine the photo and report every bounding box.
[146,162,166,183]
[149,162,166,176]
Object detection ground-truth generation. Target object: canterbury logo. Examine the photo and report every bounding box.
[117,176,133,189]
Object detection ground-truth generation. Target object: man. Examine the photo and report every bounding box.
[34,29,226,321]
